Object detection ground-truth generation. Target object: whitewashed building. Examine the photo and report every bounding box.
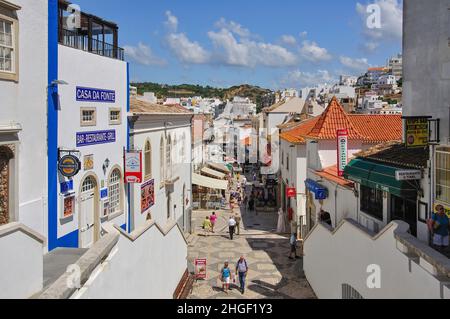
[128,98,193,232]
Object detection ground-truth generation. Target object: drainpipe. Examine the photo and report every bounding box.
[335,184,338,228]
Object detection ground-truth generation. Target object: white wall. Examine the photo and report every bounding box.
[304,220,450,299]
[0,223,44,299]
[57,45,128,240]
[130,114,192,231]
[72,223,188,299]
[308,171,358,228]
[0,0,49,237]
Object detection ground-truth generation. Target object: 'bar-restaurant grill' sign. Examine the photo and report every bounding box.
[77,130,116,147]
[76,87,116,103]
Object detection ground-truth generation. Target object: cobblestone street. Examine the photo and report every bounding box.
[187,207,316,299]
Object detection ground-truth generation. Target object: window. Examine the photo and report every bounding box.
[0,19,13,72]
[286,156,289,171]
[342,284,364,299]
[109,108,121,125]
[108,169,122,215]
[282,151,284,166]
[181,133,186,163]
[0,3,19,81]
[160,136,165,187]
[360,185,383,220]
[144,140,152,180]
[436,148,450,204]
[166,135,172,180]
[80,108,96,126]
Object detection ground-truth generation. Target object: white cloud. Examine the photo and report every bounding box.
[166,33,210,64]
[299,40,332,63]
[356,0,402,51]
[208,28,298,68]
[124,42,166,66]
[165,11,178,32]
[280,35,297,46]
[283,69,336,87]
[215,18,251,38]
[300,31,308,38]
[361,42,379,53]
[339,56,370,72]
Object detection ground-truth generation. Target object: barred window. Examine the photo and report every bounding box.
[108,169,122,215]
[436,148,450,204]
[80,108,96,126]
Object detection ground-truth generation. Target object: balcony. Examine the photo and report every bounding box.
[58,0,124,61]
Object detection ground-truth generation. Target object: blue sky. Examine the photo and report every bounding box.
[73,0,402,89]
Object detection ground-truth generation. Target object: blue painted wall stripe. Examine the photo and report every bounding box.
[47,0,59,251]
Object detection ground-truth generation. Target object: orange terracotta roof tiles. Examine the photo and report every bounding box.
[314,165,355,188]
[307,97,365,140]
[279,97,403,144]
[349,114,403,143]
[280,117,320,144]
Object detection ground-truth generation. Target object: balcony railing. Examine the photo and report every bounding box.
[60,29,124,61]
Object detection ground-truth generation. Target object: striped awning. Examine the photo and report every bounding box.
[192,173,228,190]
[201,167,226,179]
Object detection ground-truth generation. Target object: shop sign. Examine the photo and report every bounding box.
[124,151,142,183]
[141,179,155,214]
[100,188,108,199]
[194,259,207,280]
[77,130,116,147]
[60,180,74,194]
[405,117,429,148]
[305,179,328,200]
[76,87,116,103]
[62,194,75,219]
[337,129,348,177]
[84,154,94,170]
[58,154,81,178]
[286,187,296,198]
[395,170,422,181]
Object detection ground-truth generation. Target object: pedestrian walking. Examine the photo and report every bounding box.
[235,256,249,294]
[202,216,212,236]
[430,205,450,252]
[248,197,254,212]
[288,233,300,260]
[234,213,242,235]
[228,216,236,240]
[220,261,233,294]
[210,212,218,233]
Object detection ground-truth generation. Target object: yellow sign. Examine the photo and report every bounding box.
[405,118,429,148]
[84,154,94,170]
[434,203,450,218]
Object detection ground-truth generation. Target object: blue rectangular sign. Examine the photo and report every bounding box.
[76,130,116,147]
[76,86,116,103]
[60,180,74,194]
[100,188,108,199]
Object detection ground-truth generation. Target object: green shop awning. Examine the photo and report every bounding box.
[343,159,418,198]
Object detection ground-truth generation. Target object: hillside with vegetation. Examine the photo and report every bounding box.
[131,82,272,104]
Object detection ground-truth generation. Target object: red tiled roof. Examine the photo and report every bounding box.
[307,97,365,140]
[279,97,402,144]
[279,117,320,144]
[349,114,403,143]
[314,165,355,188]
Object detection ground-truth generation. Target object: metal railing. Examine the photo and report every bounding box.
[60,29,124,61]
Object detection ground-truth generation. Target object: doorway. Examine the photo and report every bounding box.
[0,146,13,226]
[79,175,99,248]
[390,195,417,237]
[306,191,317,232]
